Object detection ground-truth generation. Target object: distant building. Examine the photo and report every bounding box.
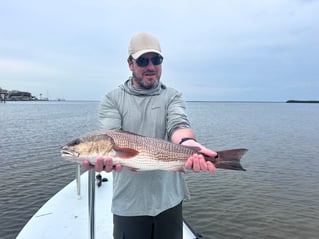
[7,90,35,101]
[0,88,8,103]
[0,88,42,101]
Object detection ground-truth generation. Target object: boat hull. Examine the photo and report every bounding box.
[17,171,199,239]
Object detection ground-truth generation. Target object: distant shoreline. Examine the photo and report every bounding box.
[2,99,318,104]
[286,100,319,103]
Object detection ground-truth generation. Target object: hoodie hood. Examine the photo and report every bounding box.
[120,77,166,96]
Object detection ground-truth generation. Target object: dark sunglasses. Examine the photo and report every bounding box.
[132,55,163,67]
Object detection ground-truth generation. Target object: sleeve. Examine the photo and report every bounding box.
[98,92,122,130]
[166,90,191,140]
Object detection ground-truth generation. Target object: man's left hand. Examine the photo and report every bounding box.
[182,140,217,173]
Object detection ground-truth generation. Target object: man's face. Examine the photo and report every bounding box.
[128,52,163,89]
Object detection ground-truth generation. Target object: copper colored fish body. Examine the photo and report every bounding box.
[61,130,247,171]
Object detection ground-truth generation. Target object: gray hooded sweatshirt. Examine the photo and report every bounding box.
[98,78,190,216]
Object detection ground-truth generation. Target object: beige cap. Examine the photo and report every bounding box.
[128,32,163,59]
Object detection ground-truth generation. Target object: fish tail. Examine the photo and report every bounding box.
[206,148,247,171]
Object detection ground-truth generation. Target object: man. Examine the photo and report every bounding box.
[84,32,217,239]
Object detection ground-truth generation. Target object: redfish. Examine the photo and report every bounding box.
[61,130,247,171]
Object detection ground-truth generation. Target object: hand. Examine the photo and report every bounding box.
[185,154,216,173]
[82,157,122,172]
[182,140,217,173]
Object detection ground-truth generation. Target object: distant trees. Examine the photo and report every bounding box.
[286,100,319,103]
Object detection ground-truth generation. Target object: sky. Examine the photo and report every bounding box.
[1,0,318,101]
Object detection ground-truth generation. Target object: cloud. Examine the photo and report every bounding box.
[0,58,64,78]
[1,0,318,101]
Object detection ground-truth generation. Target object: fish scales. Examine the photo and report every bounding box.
[106,130,196,162]
[105,131,196,171]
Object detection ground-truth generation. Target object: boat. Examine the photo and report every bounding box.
[17,167,205,239]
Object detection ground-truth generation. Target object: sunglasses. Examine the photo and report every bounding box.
[132,55,163,67]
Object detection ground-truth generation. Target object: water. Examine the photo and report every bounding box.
[1,101,318,239]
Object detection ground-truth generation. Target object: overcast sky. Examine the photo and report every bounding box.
[1,0,318,101]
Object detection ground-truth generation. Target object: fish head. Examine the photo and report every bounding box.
[60,133,115,161]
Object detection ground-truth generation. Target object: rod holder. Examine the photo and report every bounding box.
[88,169,96,239]
[76,164,81,199]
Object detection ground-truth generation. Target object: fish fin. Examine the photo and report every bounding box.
[127,167,139,172]
[116,130,147,137]
[166,167,185,173]
[207,148,248,171]
[113,146,139,159]
[176,167,186,173]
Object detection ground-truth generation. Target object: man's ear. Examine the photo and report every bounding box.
[127,59,134,71]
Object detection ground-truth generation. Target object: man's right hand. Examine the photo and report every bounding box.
[82,157,122,172]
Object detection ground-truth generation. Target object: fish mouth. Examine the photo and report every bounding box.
[60,147,80,158]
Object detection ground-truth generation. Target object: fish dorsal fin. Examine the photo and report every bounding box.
[115,130,146,137]
[113,145,139,159]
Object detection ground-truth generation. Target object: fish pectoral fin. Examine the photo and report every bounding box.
[113,146,139,159]
[127,167,139,172]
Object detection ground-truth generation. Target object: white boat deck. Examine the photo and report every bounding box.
[17,171,199,239]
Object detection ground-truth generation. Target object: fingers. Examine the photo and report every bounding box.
[114,164,122,172]
[82,157,122,172]
[82,159,93,170]
[206,161,216,174]
[95,157,105,172]
[199,147,218,158]
[104,157,122,172]
[181,140,217,158]
[103,157,113,172]
[185,154,216,174]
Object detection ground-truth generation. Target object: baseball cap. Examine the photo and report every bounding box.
[128,32,163,59]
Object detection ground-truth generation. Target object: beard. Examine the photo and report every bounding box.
[132,72,160,90]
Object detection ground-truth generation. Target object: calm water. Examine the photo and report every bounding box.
[0,101,318,239]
